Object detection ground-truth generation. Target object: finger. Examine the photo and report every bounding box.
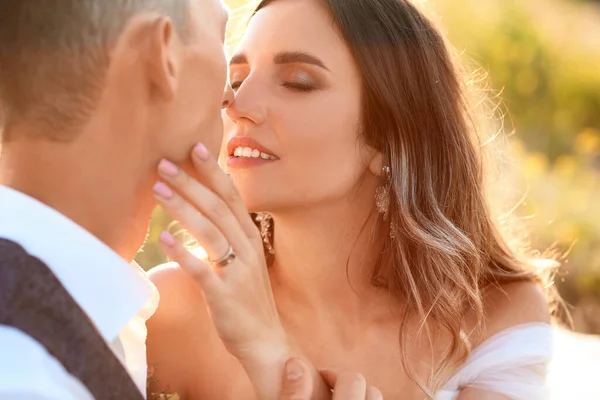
[319,369,338,390]
[157,231,222,296]
[279,358,314,400]
[190,143,261,243]
[366,386,383,400]
[320,370,367,400]
[153,180,230,262]
[156,161,250,257]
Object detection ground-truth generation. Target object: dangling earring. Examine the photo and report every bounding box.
[254,212,275,255]
[375,166,391,220]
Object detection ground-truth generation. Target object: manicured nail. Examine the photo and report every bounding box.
[285,360,303,381]
[158,159,178,177]
[153,182,173,199]
[194,143,209,161]
[159,231,176,247]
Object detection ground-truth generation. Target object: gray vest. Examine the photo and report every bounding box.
[0,238,144,400]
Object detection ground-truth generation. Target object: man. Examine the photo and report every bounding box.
[0,0,241,398]
[0,0,378,398]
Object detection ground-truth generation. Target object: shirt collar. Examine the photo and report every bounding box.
[0,185,158,343]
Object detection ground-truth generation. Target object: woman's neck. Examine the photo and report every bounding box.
[269,198,393,325]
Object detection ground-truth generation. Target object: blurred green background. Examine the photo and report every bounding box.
[137,0,600,335]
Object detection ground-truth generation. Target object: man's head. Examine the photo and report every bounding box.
[0,0,232,157]
[0,0,233,258]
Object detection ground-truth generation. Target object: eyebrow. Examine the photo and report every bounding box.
[229,51,330,71]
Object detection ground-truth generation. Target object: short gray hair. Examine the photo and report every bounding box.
[0,0,190,140]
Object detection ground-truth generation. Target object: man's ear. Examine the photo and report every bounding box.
[368,151,385,177]
[145,17,180,101]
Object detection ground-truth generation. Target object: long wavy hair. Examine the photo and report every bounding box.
[242,0,559,395]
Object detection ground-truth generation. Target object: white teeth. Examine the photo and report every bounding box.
[232,146,277,160]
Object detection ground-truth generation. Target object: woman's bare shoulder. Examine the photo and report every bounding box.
[146,263,239,399]
[475,280,552,344]
[149,262,205,319]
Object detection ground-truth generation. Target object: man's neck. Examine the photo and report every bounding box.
[0,135,156,261]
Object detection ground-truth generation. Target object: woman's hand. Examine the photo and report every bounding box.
[321,369,383,400]
[153,143,283,361]
[280,359,384,400]
[152,143,330,400]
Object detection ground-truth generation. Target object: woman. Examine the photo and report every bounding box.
[147,0,556,398]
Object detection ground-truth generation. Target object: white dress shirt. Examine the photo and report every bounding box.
[0,186,159,399]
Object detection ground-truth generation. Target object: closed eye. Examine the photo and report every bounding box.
[282,82,315,92]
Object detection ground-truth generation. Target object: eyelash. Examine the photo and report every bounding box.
[229,81,315,93]
[281,82,315,92]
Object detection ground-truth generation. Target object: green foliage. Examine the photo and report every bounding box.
[435,0,600,160]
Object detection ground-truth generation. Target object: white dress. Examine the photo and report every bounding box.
[436,322,554,400]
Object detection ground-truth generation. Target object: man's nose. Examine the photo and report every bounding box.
[222,84,234,108]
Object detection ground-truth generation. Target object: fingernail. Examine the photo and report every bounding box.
[285,361,303,381]
[194,143,209,161]
[158,159,178,177]
[159,231,176,247]
[153,182,173,199]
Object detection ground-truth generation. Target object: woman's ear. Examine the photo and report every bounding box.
[368,151,385,177]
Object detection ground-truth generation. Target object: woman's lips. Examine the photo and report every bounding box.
[225,155,278,169]
[226,136,279,169]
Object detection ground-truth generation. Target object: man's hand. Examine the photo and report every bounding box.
[280,359,383,400]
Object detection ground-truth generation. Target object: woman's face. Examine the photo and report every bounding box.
[223,0,378,213]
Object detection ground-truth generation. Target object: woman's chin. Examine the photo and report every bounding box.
[240,195,293,216]
[239,194,276,215]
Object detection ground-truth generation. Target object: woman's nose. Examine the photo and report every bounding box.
[224,76,267,126]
